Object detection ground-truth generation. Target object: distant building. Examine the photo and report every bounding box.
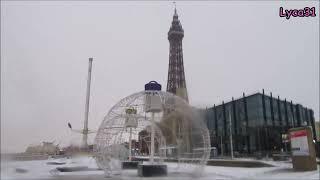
[203,90,317,156]
[25,142,59,155]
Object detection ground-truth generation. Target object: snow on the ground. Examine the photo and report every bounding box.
[1,156,319,180]
[1,156,103,179]
[203,161,319,180]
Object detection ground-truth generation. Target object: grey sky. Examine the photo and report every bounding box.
[1,1,319,153]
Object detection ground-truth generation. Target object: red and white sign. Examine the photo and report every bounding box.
[290,130,309,156]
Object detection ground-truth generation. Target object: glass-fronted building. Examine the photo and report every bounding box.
[204,90,317,156]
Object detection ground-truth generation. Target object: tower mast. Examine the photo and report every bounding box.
[83,57,93,149]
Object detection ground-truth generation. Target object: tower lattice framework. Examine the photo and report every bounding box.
[166,8,189,103]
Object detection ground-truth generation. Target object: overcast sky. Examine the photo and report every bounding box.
[1,1,319,153]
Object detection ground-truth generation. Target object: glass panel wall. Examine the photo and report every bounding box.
[293,106,298,127]
[286,102,294,127]
[206,108,214,131]
[246,95,263,127]
[215,105,224,137]
[264,96,272,126]
[235,99,246,135]
[272,99,279,126]
[280,101,286,127]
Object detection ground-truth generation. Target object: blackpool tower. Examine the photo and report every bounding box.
[166,7,189,103]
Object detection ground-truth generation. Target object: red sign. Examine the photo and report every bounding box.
[290,130,307,138]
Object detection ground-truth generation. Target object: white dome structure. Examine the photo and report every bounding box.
[94,89,210,178]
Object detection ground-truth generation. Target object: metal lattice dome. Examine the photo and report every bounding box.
[94,90,210,178]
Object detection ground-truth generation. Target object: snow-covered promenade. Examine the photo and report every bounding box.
[1,156,319,180]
